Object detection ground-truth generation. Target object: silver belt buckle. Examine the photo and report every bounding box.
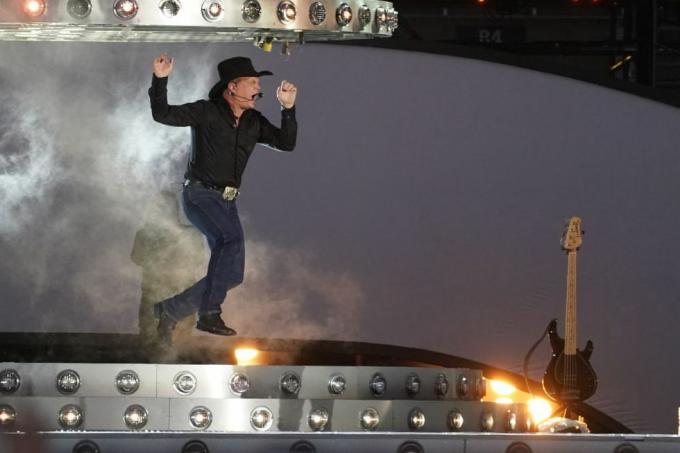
[222,186,239,201]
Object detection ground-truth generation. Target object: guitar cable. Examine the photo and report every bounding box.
[522,319,555,398]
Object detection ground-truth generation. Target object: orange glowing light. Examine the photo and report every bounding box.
[23,0,46,17]
[489,380,516,396]
[528,398,553,424]
[235,348,259,364]
[495,397,514,404]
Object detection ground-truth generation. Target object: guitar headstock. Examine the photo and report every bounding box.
[560,217,583,251]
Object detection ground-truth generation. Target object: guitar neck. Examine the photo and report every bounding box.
[565,250,578,355]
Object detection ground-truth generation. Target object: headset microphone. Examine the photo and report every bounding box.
[230,92,263,101]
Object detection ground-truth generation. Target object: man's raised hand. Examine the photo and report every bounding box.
[276,80,297,109]
[153,53,174,78]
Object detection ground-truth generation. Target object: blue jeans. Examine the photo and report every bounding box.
[160,185,245,321]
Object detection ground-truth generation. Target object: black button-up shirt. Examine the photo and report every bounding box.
[148,74,297,188]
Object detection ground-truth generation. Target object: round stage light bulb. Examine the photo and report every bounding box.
[308,408,329,431]
[67,0,92,18]
[480,411,494,431]
[0,405,17,427]
[123,405,148,430]
[405,373,421,396]
[23,0,46,17]
[408,408,426,430]
[309,2,326,25]
[115,370,140,395]
[173,371,197,396]
[277,0,296,23]
[56,369,81,395]
[189,406,212,429]
[58,404,83,429]
[456,375,469,398]
[374,7,387,30]
[369,373,386,397]
[505,410,518,432]
[447,410,464,430]
[386,8,398,32]
[0,369,21,394]
[159,0,180,17]
[242,0,261,23]
[229,372,251,395]
[280,371,301,396]
[336,3,352,26]
[113,0,138,19]
[358,5,371,27]
[202,0,224,22]
[489,380,516,396]
[360,407,380,430]
[528,398,552,424]
[328,374,346,395]
[434,373,449,397]
[250,407,273,431]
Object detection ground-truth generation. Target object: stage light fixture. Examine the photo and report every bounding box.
[56,369,81,394]
[58,404,83,429]
[336,3,352,26]
[358,5,371,26]
[242,0,261,23]
[490,380,516,396]
[0,405,17,428]
[374,6,386,31]
[408,408,426,430]
[189,406,212,429]
[22,0,46,17]
[308,408,329,431]
[328,374,346,395]
[113,0,138,19]
[160,0,181,17]
[202,0,224,21]
[528,398,552,424]
[447,409,464,430]
[173,371,197,395]
[250,406,273,431]
[474,376,487,399]
[386,8,398,31]
[434,373,449,397]
[369,373,386,397]
[67,0,92,18]
[235,348,259,364]
[456,375,469,397]
[280,371,301,396]
[480,411,495,431]
[360,407,380,430]
[0,369,21,394]
[496,397,514,404]
[405,373,421,396]
[229,372,251,395]
[123,404,148,429]
[309,2,326,25]
[277,0,297,23]
[115,370,140,394]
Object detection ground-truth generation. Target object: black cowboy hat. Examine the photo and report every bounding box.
[208,57,273,99]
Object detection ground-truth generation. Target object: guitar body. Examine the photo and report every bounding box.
[542,319,598,402]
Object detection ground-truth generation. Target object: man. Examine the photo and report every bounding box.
[148,54,298,343]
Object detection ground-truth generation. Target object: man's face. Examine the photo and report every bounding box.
[228,76,261,108]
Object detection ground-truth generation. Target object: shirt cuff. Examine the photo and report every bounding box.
[281,105,296,118]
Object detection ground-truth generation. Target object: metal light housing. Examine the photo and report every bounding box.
[22,0,46,17]
[56,369,81,395]
[280,371,301,396]
[173,371,197,396]
[308,1,326,25]
[456,375,469,398]
[229,372,251,395]
[328,374,346,395]
[277,0,296,23]
[358,4,371,27]
[67,0,92,18]
[123,405,148,430]
[0,369,21,394]
[113,0,139,20]
[434,373,449,397]
[308,408,329,431]
[506,410,518,432]
[159,0,181,17]
[189,406,213,430]
[480,411,495,431]
[115,370,140,395]
[202,0,224,22]
[335,3,352,26]
[0,405,17,428]
[386,7,398,31]
[408,408,426,430]
[405,373,421,396]
[250,406,273,431]
[360,407,380,431]
[241,0,261,23]
[58,404,83,429]
[448,409,464,430]
[369,373,386,397]
[374,6,386,31]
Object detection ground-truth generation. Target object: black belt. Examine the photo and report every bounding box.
[184,179,240,200]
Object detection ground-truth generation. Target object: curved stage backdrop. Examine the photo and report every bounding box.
[1,42,679,434]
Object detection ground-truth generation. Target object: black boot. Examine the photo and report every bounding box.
[196,313,237,336]
[154,302,177,346]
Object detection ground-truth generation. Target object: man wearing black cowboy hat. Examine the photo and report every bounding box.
[148,54,298,343]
